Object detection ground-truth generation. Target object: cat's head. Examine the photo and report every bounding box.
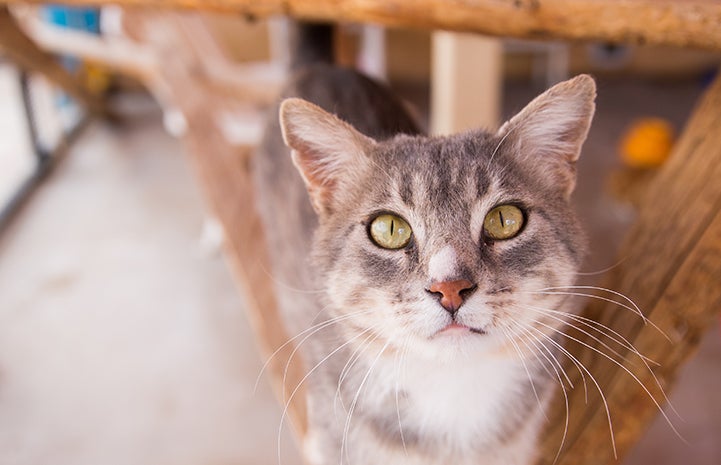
[280,75,596,360]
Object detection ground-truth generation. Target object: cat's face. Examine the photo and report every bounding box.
[281,75,596,361]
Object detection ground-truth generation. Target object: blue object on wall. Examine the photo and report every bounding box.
[43,4,101,34]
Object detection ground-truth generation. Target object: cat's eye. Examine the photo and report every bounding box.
[369,214,412,249]
[483,205,525,241]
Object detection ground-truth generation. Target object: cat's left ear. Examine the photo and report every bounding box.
[280,98,376,215]
[497,74,596,198]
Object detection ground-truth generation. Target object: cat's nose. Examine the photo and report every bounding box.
[427,279,476,315]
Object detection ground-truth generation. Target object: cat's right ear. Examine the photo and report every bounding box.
[280,98,376,215]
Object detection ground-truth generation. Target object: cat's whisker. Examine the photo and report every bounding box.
[277,326,378,465]
[281,309,373,398]
[342,339,390,465]
[517,323,589,401]
[532,285,659,331]
[334,327,382,415]
[486,124,516,171]
[523,287,670,340]
[539,285,643,314]
[514,322,574,389]
[259,262,326,294]
[507,320,570,389]
[523,303,682,420]
[523,289,644,322]
[531,318,683,441]
[576,257,628,276]
[524,323,618,458]
[523,303,683,422]
[498,324,548,421]
[255,307,366,394]
[522,305,645,368]
[393,333,412,456]
[528,306,659,366]
[508,321,571,465]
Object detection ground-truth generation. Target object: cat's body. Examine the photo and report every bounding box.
[255,25,595,465]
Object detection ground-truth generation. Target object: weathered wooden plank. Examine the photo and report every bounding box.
[538,69,721,465]
[181,113,309,437]
[3,0,721,51]
[123,12,309,436]
[0,6,109,117]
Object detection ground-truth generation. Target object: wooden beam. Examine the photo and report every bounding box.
[22,18,157,83]
[0,6,109,117]
[2,0,721,51]
[22,17,284,107]
[538,69,721,465]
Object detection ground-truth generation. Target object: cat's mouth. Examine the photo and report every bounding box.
[435,323,487,336]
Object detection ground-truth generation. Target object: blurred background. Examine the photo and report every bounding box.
[0,5,720,465]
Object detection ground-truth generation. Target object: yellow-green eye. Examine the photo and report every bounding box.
[483,205,525,240]
[369,214,412,249]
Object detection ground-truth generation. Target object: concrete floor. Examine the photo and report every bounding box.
[0,82,301,465]
[0,68,719,465]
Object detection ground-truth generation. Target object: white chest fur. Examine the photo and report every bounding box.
[365,353,531,454]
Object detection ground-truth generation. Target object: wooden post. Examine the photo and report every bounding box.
[538,69,721,465]
[0,6,109,118]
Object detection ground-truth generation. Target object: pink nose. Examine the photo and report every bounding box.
[427,279,476,314]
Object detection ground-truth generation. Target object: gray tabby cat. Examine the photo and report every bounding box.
[255,24,595,465]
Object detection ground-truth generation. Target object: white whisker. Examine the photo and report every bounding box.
[525,323,617,458]
[281,310,372,397]
[532,318,684,442]
[523,286,670,340]
[523,303,680,421]
[523,305,643,368]
[393,333,412,456]
[486,124,515,171]
[276,325,377,465]
[334,328,381,415]
[509,322,570,464]
[342,339,390,465]
[499,324,547,421]
[255,307,366,393]
[576,258,628,276]
[260,262,325,294]
[534,285,649,326]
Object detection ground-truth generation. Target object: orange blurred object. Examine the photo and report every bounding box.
[619,117,676,168]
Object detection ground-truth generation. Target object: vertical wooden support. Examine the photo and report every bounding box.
[0,6,109,118]
[180,112,308,438]
[430,31,502,134]
[539,70,721,465]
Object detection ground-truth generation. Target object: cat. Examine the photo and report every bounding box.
[254,24,595,465]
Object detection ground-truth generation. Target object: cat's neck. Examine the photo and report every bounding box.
[347,349,544,462]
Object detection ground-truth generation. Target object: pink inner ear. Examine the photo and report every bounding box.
[290,147,339,214]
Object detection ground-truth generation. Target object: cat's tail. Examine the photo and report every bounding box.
[289,22,334,70]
